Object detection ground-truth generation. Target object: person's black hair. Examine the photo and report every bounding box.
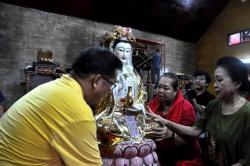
[193,70,212,84]
[161,72,180,91]
[71,47,123,79]
[112,39,131,49]
[216,56,249,93]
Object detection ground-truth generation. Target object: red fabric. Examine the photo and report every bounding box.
[176,159,207,166]
[148,90,204,166]
[148,91,196,125]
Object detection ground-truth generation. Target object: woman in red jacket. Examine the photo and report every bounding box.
[148,72,202,166]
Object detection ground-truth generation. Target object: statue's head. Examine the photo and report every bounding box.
[103,26,136,66]
[111,39,132,65]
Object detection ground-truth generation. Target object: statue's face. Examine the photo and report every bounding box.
[113,42,132,65]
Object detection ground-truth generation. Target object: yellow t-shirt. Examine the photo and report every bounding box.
[0,74,102,166]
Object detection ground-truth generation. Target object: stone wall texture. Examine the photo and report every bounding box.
[0,3,196,107]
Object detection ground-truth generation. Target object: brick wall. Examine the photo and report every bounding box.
[197,0,250,94]
[0,3,196,107]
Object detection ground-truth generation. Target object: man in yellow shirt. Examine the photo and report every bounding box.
[0,47,123,166]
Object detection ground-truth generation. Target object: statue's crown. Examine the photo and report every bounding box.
[104,26,136,48]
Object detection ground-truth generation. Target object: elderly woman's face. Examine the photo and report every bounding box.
[156,77,177,103]
[113,42,132,65]
[214,67,239,99]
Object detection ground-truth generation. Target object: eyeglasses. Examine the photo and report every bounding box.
[193,76,206,81]
[101,75,117,90]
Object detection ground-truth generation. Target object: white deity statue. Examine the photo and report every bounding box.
[95,26,159,166]
[111,39,146,114]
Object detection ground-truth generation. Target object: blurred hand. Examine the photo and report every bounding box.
[181,88,187,98]
[146,106,166,124]
[150,126,171,141]
[186,89,197,100]
[146,106,161,118]
[119,98,125,106]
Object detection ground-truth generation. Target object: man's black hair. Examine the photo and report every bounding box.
[193,70,212,84]
[71,47,123,79]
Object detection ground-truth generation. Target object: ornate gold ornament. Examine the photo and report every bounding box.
[103,25,136,48]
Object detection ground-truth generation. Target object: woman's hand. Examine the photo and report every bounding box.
[146,106,161,119]
[149,126,175,141]
[146,107,169,125]
[146,106,172,128]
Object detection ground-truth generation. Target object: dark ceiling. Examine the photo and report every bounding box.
[0,0,230,43]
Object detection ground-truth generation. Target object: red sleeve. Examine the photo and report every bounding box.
[148,96,160,114]
[179,100,196,126]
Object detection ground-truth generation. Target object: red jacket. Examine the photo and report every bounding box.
[148,91,203,166]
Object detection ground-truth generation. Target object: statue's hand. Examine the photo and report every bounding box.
[119,98,125,106]
[117,74,125,91]
[132,103,144,114]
